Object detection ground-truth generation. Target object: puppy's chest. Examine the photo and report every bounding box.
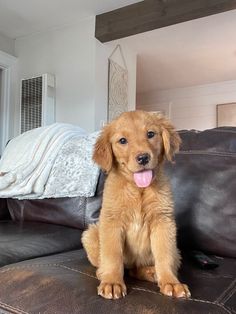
[127,213,145,233]
[125,212,150,247]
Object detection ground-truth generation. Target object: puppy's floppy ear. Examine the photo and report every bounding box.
[93,125,113,172]
[160,117,181,162]
[151,113,181,162]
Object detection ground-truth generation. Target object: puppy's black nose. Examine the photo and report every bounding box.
[136,153,150,166]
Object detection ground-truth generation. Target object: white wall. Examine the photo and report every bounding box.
[14,17,137,136]
[137,80,236,130]
[15,17,96,134]
[0,32,15,56]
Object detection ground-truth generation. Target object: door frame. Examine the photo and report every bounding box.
[0,50,17,155]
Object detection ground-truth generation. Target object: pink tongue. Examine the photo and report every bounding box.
[133,170,153,188]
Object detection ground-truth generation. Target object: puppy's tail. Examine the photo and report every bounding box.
[82,223,100,268]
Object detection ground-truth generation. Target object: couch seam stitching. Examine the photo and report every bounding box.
[0,258,87,273]
[57,265,97,279]
[0,263,97,280]
[0,301,29,314]
[131,286,233,314]
[220,285,236,305]
[215,278,236,303]
[227,306,236,314]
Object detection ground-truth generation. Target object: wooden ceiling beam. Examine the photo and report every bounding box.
[95,0,236,42]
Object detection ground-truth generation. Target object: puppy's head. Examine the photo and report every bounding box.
[93,110,181,188]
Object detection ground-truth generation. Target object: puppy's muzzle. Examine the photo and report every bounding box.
[136,153,151,166]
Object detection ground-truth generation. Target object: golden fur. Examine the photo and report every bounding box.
[82,110,190,299]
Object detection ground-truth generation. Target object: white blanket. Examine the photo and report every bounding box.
[0,123,100,199]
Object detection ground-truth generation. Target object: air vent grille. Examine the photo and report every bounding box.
[21,76,42,133]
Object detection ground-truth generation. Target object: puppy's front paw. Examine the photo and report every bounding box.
[160,283,191,298]
[97,281,127,299]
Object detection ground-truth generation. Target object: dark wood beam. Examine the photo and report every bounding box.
[95,0,236,42]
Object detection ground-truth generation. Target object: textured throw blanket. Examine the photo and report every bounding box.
[0,123,100,199]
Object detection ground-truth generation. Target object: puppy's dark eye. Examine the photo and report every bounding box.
[119,138,128,145]
[147,131,155,139]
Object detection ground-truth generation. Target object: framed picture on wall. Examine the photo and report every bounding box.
[217,103,236,127]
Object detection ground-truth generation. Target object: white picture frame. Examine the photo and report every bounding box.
[217,103,236,127]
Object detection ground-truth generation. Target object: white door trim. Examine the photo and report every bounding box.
[0,50,17,155]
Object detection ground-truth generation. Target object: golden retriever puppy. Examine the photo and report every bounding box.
[82,110,190,300]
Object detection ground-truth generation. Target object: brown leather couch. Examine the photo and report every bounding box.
[0,127,235,314]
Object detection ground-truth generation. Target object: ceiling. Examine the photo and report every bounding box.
[0,0,141,39]
[117,9,236,93]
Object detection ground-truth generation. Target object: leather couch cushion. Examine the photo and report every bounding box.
[166,127,236,258]
[0,249,235,314]
[0,221,82,267]
[7,172,105,230]
[0,198,10,220]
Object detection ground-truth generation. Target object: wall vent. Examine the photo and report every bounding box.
[20,73,55,133]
